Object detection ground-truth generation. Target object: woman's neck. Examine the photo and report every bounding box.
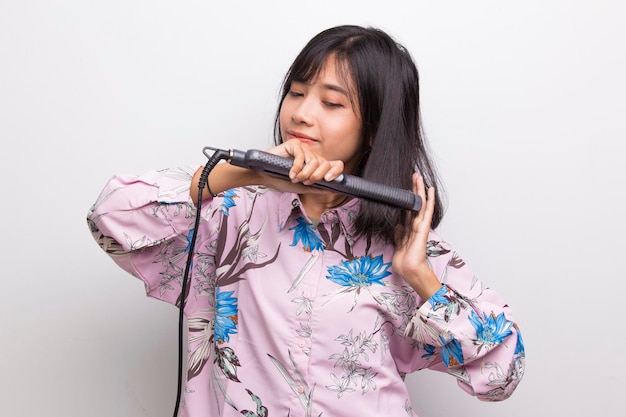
[300,192,350,221]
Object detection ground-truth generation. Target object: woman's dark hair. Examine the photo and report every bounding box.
[274,25,445,245]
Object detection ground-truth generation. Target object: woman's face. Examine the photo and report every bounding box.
[279,57,364,174]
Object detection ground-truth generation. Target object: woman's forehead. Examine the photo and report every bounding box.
[295,55,355,91]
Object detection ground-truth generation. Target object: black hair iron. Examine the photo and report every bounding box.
[204,146,422,211]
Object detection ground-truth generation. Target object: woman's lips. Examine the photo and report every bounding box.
[288,131,316,143]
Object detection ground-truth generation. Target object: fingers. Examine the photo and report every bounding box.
[394,174,434,249]
[412,173,435,228]
[301,160,344,185]
[293,154,329,184]
[272,139,344,185]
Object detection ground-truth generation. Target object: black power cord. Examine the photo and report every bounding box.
[172,148,230,417]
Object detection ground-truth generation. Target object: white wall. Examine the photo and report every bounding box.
[1,1,624,416]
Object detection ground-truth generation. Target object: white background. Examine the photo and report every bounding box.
[1,1,625,416]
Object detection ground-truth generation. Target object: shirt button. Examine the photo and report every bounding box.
[298,339,306,348]
[297,385,305,394]
[291,199,300,208]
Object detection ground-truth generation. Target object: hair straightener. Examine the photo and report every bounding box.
[206,146,422,211]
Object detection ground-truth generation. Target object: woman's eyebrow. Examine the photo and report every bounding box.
[320,83,349,96]
[292,80,351,97]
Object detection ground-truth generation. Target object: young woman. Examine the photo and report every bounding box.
[87,25,525,417]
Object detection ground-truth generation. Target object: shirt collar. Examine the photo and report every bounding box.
[277,192,361,235]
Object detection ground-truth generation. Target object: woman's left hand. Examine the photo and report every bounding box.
[392,173,442,301]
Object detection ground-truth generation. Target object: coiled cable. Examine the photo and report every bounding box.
[172,148,230,417]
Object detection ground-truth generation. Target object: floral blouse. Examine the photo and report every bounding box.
[87,165,525,417]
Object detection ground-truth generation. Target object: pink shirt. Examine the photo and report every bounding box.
[87,166,525,417]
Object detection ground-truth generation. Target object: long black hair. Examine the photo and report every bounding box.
[274,25,445,245]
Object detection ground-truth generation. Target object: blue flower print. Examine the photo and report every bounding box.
[185,228,195,253]
[514,325,525,356]
[289,217,324,252]
[440,334,464,367]
[428,285,450,308]
[214,288,238,344]
[421,343,436,359]
[326,255,391,288]
[468,310,514,347]
[221,189,238,216]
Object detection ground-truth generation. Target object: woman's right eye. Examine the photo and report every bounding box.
[288,90,304,97]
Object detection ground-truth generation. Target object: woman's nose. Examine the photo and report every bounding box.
[291,98,314,125]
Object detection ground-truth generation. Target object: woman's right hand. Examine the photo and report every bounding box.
[265,139,344,189]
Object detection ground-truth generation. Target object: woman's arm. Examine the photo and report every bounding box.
[393,175,525,401]
[403,234,526,402]
[190,139,344,204]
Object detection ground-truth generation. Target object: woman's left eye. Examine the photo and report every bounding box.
[323,101,343,108]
